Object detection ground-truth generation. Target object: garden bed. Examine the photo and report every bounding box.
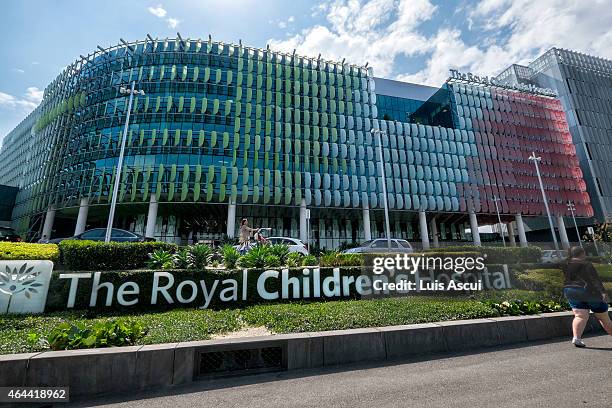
[1,290,568,355]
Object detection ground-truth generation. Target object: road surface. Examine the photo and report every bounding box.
[75,335,611,408]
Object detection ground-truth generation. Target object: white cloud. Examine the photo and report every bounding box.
[0,86,43,111]
[166,17,180,29]
[269,0,612,87]
[288,16,295,23]
[147,4,167,18]
[12,68,25,74]
[268,0,436,77]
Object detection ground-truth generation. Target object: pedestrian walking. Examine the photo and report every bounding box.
[563,246,612,347]
[238,218,259,254]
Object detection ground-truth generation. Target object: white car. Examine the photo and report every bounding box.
[541,249,568,264]
[267,237,310,256]
[342,238,414,253]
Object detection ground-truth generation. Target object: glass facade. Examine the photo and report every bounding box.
[0,37,593,246]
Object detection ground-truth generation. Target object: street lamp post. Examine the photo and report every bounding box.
[371,129,392,250]
[528,152,561,256]
[492,195,506,247]
[105,81,145,242]
[567,201,583,249]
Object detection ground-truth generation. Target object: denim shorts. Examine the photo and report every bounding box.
[563,287,609,313]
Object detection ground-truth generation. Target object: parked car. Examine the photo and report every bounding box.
[266,237,310,255]
[342,238,414,253]
[48,228,154,243]
[0,226,21,242]
[540,249,568,264]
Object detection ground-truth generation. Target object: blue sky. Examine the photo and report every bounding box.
[1,0,611,144]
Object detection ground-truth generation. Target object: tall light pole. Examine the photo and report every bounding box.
[105,81,145,242]
[529,152,561,256]
[567,201,583,249]
[371,129,391,250]
[492,195,506,247]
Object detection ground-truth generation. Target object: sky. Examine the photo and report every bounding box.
[1,0,611,145]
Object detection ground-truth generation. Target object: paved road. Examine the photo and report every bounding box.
[76,335,611,408]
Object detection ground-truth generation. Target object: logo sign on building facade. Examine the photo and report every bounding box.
[448,69,557,97]
[0,260,54,314]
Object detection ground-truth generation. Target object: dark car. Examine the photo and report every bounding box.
[48,228,154,243]
[0,226,21,242]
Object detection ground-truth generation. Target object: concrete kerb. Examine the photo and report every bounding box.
[0,311,598,398]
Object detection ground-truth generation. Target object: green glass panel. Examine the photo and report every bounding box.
[193,183,201,201]
[206,183,213,201]
[263,186,270,204]
[174,130,181,146]
[220,166,227,183]
[264,169,270,185]
[255,135,261,150]
[198,130,205,147]
[219,184,226,202]
[186,130,193,146]
[207,165,215,182]
[233,132,240,149]
[274,187,282,204]
[231,167,238,184]
[178,96,184,112]
[212,99,220,114]
[162,129,169,145]
[193,66,199,81]
[215,68,222,83]
[224,100,232,115]
[222,132,229,148]
[227,70,233,85]
[155,96,161,112]
[253,186,260,203]
[139,130,145,146]
[195,165,202,183]
[168,182,175,201]
[166,96,173,112]
[204,67,210,82]
[212,130,220,150]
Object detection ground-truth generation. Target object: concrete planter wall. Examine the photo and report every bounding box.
[0,311,605,399]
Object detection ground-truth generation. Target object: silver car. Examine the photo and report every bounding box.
[540,249,568,264]
[342,238,414,253]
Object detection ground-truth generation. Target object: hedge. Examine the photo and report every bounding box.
[424,245,542,264]
[0,242,59,262]
[58,240,177,271]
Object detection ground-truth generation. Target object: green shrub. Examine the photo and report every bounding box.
[42,319,147,350]
[188,244,213,269]
[268,244,290,264]
[516,268,564,297]
[320,251,364,267]
[220,244,240,269]
[173,248,190,269]
[482,299,566,316]
[0,242,59,262]
[302,254,318,266]
[594,264,612,280]
[147,249,175,269]
[264,254,281,267]
[286,252,304,267]
[424,245,542,264]
[59,240,177,270]
[238,246,270,268]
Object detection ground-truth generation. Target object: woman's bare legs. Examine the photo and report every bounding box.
[572,309,589,339]
[592,311,612,335]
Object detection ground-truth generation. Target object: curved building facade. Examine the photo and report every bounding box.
[0,37,593,248]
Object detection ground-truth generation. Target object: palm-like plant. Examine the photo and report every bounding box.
[147,250,175,269]
[173,248,190,269]
[220,244,240,269]
[268,244,290,264]
[188,244,213,269]
[238,246,270,268]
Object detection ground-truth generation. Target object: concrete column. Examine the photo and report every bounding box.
[145,195,158,238]
[226,201,236,238]
[299,199,308,243]
[557,215,570,250]
[419,210,430,250]
[362,204,372,241]
[41,206,56,240]
[430,218,439,248]
[508,222,517,247]
[74,198,89,235]
[469,211,481,246]
[515,213,528,247]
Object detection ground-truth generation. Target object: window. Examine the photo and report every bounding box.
[81,229,105,239]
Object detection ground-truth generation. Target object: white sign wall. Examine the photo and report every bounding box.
[0,260,53,314]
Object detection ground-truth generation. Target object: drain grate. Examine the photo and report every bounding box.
[198,346,284,378]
